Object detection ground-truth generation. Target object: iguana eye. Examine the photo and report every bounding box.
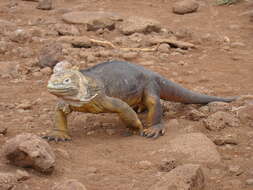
[63,78,71,84]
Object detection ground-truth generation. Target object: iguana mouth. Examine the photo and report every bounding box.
[47,84,77,96]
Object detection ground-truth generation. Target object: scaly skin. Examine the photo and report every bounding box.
[44,61,237,141]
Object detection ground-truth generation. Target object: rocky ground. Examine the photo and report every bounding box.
[0,0,253,189]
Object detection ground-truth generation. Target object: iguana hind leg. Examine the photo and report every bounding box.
[43,101,72,141]
[143,82,165,138]
[101,96,144,136]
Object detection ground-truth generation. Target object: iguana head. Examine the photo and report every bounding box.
[47,68,100,103]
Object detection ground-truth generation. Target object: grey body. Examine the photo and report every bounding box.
[81,61,235,105]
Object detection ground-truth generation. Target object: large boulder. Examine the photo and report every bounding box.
[62,11,122,31]
[204,111,240,131]
[167,133,221,165]
[2,133,55,174]
[118,16,161,35]
[172,0,199,15]
[150,164,205,190]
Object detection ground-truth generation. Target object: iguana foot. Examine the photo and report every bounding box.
[42,130,71,142]
[121,128,144,137]
[143,124,165,139]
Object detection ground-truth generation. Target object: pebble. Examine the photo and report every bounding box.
[37,0,53,10]
[105,128,116,136]
[40,67,52,75]
[228,165,241,174]
[87,167,98,174]
[16,101,32,110]
[159,158,178,172]
[246,179,253,185]
[32,71,43,78]
[231,42,246,48]
[16,169,30,181]
[138,160,152,169]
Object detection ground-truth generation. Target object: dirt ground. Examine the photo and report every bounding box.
[0,0,253,189]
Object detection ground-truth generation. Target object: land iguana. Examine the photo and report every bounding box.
[44,60,236,141]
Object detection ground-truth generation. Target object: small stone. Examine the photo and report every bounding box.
[0,125,7,135]
[228,24,240,30]
[228,165,241,175]
[40,67,52,75]
[9,29,32,43]
[0,41,9,54]
[0,19,17,36]
[16,169,30,181]
[213,134,238,146]
[32,71,43,78]
[159,158,178,172]
[237,104,253,122]
[208,101,230,112]
[52,179,87,190]
[198,105,209,113]
[138,160,152,169]
[158,43,170,53]
[37,0,53,10]
[87,167,97,174]
[120,52,139,60]
[105,128,116,136]
[187,109,206,121]
[16,100,32,110]
[172,0,199,15]
[86,131,95,136]
[0,172,18,190]
[55,148,70,160]
[231,42,246,48]
[54,23,79,36]
[246,179,253,185]
[86,54,96,63]
[23,116,34,122]
[223,179,242,190]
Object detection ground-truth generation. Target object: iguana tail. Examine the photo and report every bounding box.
[156,75,237,104]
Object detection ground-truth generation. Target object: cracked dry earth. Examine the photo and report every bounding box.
[0,0,253,189]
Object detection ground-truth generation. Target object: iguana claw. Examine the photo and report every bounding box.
[42,130,71,142]
[143,124,165,139]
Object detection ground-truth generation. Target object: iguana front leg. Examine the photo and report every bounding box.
[43,101,72,141]
[143,82,166,138]
[100,96,144,136]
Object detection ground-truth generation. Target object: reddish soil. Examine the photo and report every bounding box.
[0,0,253,189]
